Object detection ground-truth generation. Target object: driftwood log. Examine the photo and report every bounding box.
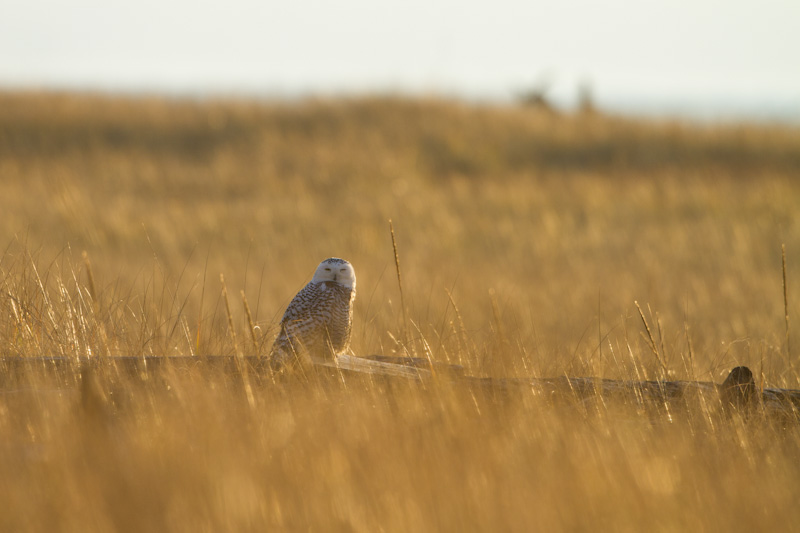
[1,355,798,419]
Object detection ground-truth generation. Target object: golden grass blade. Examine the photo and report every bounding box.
[389,219,408,342]
[221,273,254,408]
[241,289,260,354]
[783,243,791,360]
[634,300,667,377]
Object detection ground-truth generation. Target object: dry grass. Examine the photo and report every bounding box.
[1,90,800,530]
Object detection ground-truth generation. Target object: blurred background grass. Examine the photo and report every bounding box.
[1,90,800,531]
[2,91,798,380]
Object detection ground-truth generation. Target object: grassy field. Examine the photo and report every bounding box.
[1,90,800,530]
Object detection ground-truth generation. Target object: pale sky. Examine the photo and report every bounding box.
[2,0,799,119]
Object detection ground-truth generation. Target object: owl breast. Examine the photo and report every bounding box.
[320,281,354,353]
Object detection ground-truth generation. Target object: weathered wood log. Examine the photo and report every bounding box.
[1,356,798,419]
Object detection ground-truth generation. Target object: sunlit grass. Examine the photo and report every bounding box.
[1,91,800,530]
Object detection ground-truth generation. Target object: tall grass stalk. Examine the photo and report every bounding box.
[783,244,791,360]
[221,273,254,408]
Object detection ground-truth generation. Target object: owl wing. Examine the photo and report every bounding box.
[279,282,320,325]
[270,282,331,363]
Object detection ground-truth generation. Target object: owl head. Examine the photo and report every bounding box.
[312,258,356,289]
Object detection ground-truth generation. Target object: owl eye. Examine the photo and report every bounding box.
[324,268,331,271]
[340,268,346,272]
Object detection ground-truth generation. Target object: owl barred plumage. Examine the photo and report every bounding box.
[269,258,356,368]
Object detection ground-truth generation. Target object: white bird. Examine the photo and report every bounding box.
[269,258,356,368]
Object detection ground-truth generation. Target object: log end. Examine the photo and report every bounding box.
[720,366,756,410]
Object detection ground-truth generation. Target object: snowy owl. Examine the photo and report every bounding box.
[269,258,356,368]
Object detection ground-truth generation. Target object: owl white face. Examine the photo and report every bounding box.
[312,258,356,288]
